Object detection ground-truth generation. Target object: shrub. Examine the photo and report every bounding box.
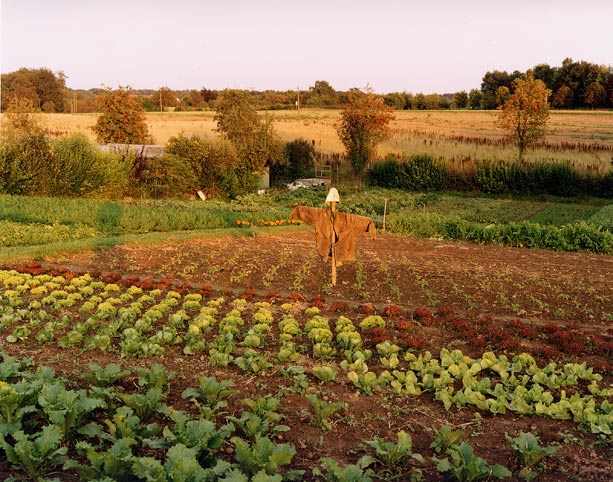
[270,138,316,185]
[0,132,54,195]
[49,134,106,196]
[398,153,446,191]
[367,156,400,188]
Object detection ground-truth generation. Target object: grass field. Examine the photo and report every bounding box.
[18,109,613,171]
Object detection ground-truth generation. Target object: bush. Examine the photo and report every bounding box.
[398,154,446,191]
[367,156,400,188]
[368,154,446,191]
[49,134,106,196]
[135,155,198,199]
[270,138,316,185]
[165,134,238,197]
[0,133,54,195]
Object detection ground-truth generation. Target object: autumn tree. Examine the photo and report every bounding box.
[453,91,468,109]
[336,88,395,175]
[498,72,551,161]
[155,86,178,111]
[214,89,283,173]
[92,86,149,144]
[0,68,66,112]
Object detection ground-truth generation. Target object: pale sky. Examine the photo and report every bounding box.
[1,0,612,94]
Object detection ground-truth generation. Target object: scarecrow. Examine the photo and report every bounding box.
[290,188,376,286]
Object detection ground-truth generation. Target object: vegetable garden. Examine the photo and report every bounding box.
[1,214,612,480]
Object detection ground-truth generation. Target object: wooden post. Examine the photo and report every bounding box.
[325,187,340,287]
[330,201,337,287]
[382,198,388,233]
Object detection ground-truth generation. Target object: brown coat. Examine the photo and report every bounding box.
[290,205,376,265]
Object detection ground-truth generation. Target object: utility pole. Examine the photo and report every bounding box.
[159,90,163,112]
[296,87,300,112]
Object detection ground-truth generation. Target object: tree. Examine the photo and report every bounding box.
[180,90,205,110]
[583,82,606,108]
[453,91,468,109]
[0,97,53,195]
[0,68,66,112]
[336,88,395,175]
[552,85,573,109]
[215,89,283,173]
[306,80,339,106]
[155,86,178,111]
[468,89,482,109]
[497,72,551,161]
[92,86,149,144]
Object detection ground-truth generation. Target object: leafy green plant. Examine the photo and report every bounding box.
[434,442,512,481]
[312,365,338,383]
[77,437,138,481]
[228,395,289,440]
[133,443,234,482]
[150,408,234,468]
[135,363,176,393]
[505,431,557,480]
[117,388,168,422]
[361,430,424,466]
[347,371,381,396]
[234,348,273,374]
[430,424,464,454]
[359,315,386,331]
[232,435,304,480]
[78,405,158,445]
[312,457,374,482]
[83,363,131,388]
[0,380,38,435]
[306,394,346,431]
[181,375,238,420]
[38,382,106,438]
[0,424,76,480]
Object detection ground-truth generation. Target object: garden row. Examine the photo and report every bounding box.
[1,267,611,425]
[2,352,568,481]
[1,266,612,480]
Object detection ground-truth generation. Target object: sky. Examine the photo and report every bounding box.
[1,0,612,94]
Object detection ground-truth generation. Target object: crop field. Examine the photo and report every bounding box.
[32,109,613,170]
[1,191,612,480]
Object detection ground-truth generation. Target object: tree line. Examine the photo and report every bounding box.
[1,58,611,113]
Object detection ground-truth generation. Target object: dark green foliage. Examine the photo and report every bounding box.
[389,214,613,254]
[366,156,400,188]
[368,156,612,199]
[398,154,446,191]
[0,133,54,195]
[49,134,107,196]
[165,134,238,197]
[135,155,198,199]
[270,138,316,185]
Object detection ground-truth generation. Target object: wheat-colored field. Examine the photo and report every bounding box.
[7,109,613,170]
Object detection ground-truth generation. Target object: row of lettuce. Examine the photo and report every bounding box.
[1,269,611,436]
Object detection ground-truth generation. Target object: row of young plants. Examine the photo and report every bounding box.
[388,213,613,254]
[1,268,611,439]
[1,351,567,481]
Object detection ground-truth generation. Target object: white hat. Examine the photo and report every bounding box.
[325,187,340,203]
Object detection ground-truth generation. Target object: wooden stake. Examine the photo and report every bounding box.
[383,198,388,233]
[330,201,337,287]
